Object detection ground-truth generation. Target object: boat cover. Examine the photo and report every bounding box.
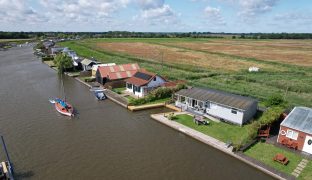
[55,98,68,108]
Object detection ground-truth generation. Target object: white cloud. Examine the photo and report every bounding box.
[133,1,180,26]
[204,6,226,26]
[0,0,46,23]
[137,0,164,10]
[238,0,279,22]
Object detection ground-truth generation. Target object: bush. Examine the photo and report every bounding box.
[84,77,95,82]
[42,56,54,61]
[264,94,287,107]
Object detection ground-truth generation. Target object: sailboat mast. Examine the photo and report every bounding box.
[62,72,66,102]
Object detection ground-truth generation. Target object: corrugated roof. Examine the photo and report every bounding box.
[98,63,140,80]
[281,107,312,134]
[81,59,94,65]
[175,87,257,111]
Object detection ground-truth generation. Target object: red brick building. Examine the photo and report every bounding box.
[277,107,312,154]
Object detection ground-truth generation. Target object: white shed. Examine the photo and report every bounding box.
[174,87,258,125]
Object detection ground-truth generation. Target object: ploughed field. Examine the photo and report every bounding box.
[59,38,312,107]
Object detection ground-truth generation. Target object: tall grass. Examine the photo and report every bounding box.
[59,39,312,107]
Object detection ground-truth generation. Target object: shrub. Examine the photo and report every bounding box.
[264,94,287,107]
[84,77,95,82]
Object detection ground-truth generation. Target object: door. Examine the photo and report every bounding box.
[133,86,136,94]
[192,99,196,107]
[302,135,312,154]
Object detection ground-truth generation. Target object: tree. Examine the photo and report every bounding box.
[54,54,73,73]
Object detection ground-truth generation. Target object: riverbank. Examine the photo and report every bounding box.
[151,112,292,180]
[40,52,289,179]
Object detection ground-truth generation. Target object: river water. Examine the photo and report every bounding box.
[0,47,273,180]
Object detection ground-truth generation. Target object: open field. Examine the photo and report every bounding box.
[59,38,312,107]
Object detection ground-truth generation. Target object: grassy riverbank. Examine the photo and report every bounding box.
[59,38,312,107]
[244,142,302,175]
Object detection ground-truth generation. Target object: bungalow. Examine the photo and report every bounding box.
[81,58,97,71]
[51,47,65,56]
[277,107,312,154]
[174,87,258,125]
[125,70,167,97]
[96,63,140,88]
[92,63,116,77]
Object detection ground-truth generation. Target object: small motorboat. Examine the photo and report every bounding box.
[90,88,106,100]
[54,98,74,117]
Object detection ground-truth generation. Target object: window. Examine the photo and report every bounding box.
[198,101,203,108]
[127,83,132,89]
[136,86,141,92]
[286,129,299,140]
[153,77,156,81]
[180,96,185,103]
[231,109,237,114]
[205,101,211,109]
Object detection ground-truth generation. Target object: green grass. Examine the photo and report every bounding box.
[58,38,312,107]
[299,161,312,180]
[112,87,126,94]
[244,142,303,175]
[174,114,250,143]
[145,97,171,105]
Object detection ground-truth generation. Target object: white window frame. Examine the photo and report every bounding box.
[286,129,298,140]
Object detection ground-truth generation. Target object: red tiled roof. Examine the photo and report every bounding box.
[98,63,140,80]
[126,70,157,86]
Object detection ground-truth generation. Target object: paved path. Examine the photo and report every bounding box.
[292,159,309,177]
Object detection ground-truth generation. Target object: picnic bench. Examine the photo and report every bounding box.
[258,126,270,139]
[193,115,209,125]
[281,139,298,150]
[273,153,289,165]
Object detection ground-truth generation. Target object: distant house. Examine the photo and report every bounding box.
[51,47,65,56]
[92,63,116,77]
[125,70,167,97]
[277,107,312,154]
[96,63,140,88]
[81,58,97,71]
[174,87,258,125]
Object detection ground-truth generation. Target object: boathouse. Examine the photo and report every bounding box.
[174,87,258,125]
[277,107,312,154]
[125,70,167,97]
[96,63,140,88]
[92,63,116,77]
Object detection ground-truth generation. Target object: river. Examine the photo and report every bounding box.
[0,47,273,180]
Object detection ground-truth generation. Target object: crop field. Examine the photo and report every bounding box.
[59,38,312,107]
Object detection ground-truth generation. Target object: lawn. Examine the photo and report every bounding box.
[145,97,171,105]
[174,114,250,143]
[112,87,126,94]
[126,96,170,105]
[244,142,303,175]
[299,161,312,180]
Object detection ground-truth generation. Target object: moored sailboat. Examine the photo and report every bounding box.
[49,72,74,117]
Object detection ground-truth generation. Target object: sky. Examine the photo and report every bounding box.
[0,0,311,33]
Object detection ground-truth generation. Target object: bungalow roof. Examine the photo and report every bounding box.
[175,87,257,111]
